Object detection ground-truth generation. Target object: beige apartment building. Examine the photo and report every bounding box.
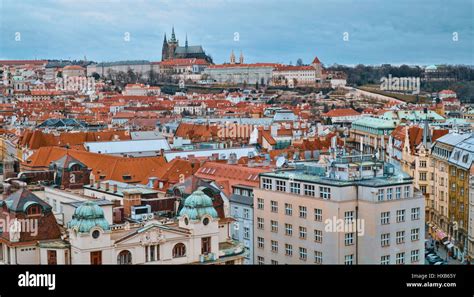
[253,155,425,265]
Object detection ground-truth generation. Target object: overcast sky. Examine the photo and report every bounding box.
[0,0,472,65]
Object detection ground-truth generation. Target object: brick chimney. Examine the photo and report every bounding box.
[113,184,118,193]
[105,182,110,192]
[123,190,141,218]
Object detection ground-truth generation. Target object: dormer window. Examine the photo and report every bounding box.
[27,205,41,216]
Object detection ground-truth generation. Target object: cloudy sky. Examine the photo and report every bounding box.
[0,0,472,65]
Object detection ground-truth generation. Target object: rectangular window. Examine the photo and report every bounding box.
[290,182,300,194]
[257,237,265,249]
[257,217,264,229]
[381,211,390,225]
[257,256,264,265]
[243,208,250,219]
[396,187,401,199]
[299,247,307,261]
[285,224,293,236]
[314,208,322,221]
[411,250,420,263]
[257,198,264,210]
[344,211,354,224]
[377,189,384,201]
[285,244,293,256]
[243,227,250,240]
[396,231,405,244]
[276,180,286,192]
[271,260,278,265]
[304,184,315,196]
[387,188,393,200]
[419,172,427,181]
[299,226,307,239]
[271,220,278,233]
[411,207,420,220]
[47,250,57,265]
[271,240,278,253]
[381,255,390,265]
[319,186,331,199]
[381,233,390,247]
[314,251,322,264]
[314,229,323,243]
[344,254,354,265]
[404,186,410,198]
[285,203,293,216]
[396,252,405,264]
[396,210,406,223]
[262,178,272,190]
[345,233,354,246]
[299,206,307,218]
[271,200,278,213]
[201,237,211,254]
[411,228,419,241]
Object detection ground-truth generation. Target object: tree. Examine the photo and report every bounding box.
[296,58,303,66]
[91,72,100,80]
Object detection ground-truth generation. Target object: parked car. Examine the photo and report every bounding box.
[434,261,447,265]
[427,256,444,264]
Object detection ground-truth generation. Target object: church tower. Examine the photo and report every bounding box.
[161,33,168,61]
[230,50,236,64]
[239,51,244,64]
[167,26,179,60]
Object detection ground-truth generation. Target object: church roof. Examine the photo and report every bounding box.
[175,45,205,55]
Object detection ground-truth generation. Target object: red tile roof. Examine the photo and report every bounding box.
[322,108,361,118]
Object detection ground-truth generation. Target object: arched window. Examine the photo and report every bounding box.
[70,164,82,172]
[27,205,41,216]
[172,243,186,258]
[117,250,132,265]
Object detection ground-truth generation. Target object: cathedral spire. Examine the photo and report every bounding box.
[163,33,167,43]
[170,26,176,42]
[239,50,244,64]
[230,49,236,64]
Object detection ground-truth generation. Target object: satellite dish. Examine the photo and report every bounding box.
[276,156,287,168]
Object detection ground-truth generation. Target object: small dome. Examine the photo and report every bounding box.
[67,200,110,233]
[179,190,218,220]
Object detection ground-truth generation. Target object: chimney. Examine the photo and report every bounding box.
[123,190,141,218]
[96,180,100,189]
[113,184,118,193]
[2,183,11,197]
[105,182,110,192]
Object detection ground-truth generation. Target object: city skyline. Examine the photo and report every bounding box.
[0,0,473,65]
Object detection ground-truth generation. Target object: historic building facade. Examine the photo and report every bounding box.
[161,27,213,63]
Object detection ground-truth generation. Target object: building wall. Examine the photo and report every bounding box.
[253,177,424,264]
[230,202,254,264]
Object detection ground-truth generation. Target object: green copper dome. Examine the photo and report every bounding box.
[179,189,218,220]
[67,200,110,233]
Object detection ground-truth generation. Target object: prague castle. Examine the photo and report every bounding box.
[161,27,213,63]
